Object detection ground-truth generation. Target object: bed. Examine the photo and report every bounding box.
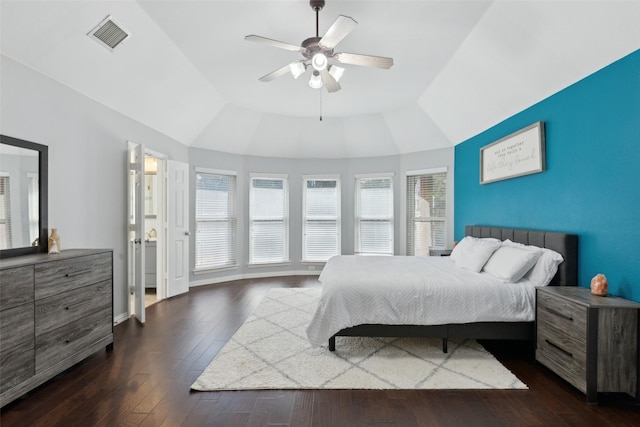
[306,225,578,352]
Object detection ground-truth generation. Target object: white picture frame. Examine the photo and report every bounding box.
[480,121,546,184]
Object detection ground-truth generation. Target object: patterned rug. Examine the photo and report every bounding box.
[191,288,527,390]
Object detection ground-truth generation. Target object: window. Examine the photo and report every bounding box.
[355,175,394,255]
[407,169,447,255]
[195,169,237,270]
[302,176,341,262]
[249,175,289,264]
[0,175,11,249]
[27,173,39,244]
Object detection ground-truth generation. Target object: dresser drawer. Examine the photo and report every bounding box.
[36,307,112,372]
[35,253,112,299]
[0,339,35,394]
[0,265,34,310]
[35,279,112,335]
[1,303,35,350]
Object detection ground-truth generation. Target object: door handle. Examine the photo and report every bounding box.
[134,238,142,244]
[184,231,191,236]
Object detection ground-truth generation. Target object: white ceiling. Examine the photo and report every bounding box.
[1,1,638,158]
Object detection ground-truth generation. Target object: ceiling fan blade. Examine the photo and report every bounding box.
[245,35,303,52]
[319,15,357,49]
[258,64,292,82]
[334,52,394,69]
[320,69,341,93]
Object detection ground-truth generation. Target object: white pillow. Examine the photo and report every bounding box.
[482,244,542,282]
[503,240,564,286]
[450,236,501,272]
[524,248,564,286]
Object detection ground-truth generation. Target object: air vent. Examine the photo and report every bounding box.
[88,16,130,51]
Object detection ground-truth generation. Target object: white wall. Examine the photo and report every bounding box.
[1,55,455,320]
[188,147,454,286]
[0,56,188,320]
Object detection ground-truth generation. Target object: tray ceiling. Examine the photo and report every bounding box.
[1,1,638,158]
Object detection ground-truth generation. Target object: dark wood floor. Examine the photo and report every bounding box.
[2,276,640,426]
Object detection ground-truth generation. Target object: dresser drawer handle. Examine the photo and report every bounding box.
[65,270,92,278]
[544,306,573,322]
[545,339,573,358]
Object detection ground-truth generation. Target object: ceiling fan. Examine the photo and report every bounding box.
[245,0,393,93]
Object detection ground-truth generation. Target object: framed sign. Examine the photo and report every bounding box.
[480,121,545,184]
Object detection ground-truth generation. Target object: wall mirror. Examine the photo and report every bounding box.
[0,135,48,258]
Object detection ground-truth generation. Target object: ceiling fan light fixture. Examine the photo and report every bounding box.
[328,65,345,82]
[289,61,306,79]
[311,53,328,71]
[309,71,323,89]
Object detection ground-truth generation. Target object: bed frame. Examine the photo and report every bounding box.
[328,225,578,352]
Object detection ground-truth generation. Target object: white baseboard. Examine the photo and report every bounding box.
[189,270,320,288]
[113,312,129,325]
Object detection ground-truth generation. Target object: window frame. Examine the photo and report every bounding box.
[406,167,448,255]
[354,173,394,256]
[194,168,238,273]
[249,173,290,266]
[302,174,341,263]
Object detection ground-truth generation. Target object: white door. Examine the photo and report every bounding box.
[127,142,145,323]
[167,160,190,297]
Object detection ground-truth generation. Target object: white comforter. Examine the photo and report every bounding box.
[306,255,536,346]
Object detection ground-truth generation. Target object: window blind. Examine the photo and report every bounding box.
[303,177,340,262]
[28,173,39,244]
[195,172,237,270]
[407,172,447,255]
[0,176,12,249]
[355,176,393,255]
[250,175,289,264]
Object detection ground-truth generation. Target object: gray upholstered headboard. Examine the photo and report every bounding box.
[465,225,578,286]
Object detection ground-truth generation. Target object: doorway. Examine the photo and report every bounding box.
[128,143,190,323]
[143,153,166,308]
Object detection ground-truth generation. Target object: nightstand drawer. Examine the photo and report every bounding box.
[537,331,587,393]
[537,291,586,343]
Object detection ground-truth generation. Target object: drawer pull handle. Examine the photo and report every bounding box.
[65,270,92,278]
[545,307,573,322]
[65,306,70,310]
[545,339,573,358]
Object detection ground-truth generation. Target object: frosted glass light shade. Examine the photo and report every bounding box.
[328,65,345,82]
[289,62,306,79]
[309,71,323,89]
[311,53,328,71]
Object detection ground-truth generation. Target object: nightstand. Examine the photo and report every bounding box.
[536,286,640,404]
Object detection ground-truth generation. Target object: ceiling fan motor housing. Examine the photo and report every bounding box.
[310,0,325,11]
[301,36,334,59]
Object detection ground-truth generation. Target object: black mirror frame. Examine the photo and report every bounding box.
[0,135,48,259]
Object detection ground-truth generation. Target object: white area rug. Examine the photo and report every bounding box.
[191,288,527,390]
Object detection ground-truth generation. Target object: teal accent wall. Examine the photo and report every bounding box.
[454,49,640,301]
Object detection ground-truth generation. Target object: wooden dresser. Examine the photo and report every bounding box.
[0,249,113,408]
[536,286,640,404]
